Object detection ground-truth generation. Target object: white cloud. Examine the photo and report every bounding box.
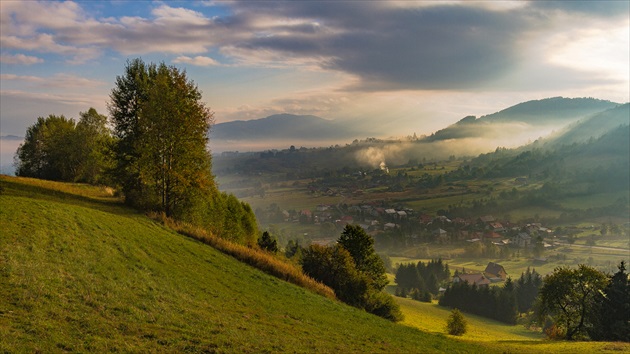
[0,54,44,65]
[1,73,107,89]
[173,56,220,67]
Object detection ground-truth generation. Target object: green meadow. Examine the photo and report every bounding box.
[0,175,483,353]
[397,298,629,353]
[1,175,627,353]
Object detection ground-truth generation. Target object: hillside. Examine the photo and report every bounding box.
[0,175,482,353]
[424,97,619,143]
[548,103,630,146]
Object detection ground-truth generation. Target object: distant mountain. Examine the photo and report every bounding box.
[211,114,358,141]
[424,97,619,143]
[0,135,24,141]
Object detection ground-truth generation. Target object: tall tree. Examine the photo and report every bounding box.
[338,224,388,290]
[108,59,215,218]
[108,58,153,205]
[538,265,608,340]
[75,108,113,184]
[589,261,630,341]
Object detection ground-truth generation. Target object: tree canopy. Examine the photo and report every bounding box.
[108,59,215,219]
[538,265,608,340]
[15,110,112,183]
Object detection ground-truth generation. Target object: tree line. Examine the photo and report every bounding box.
[439,278,519,325]
[394,259,450,301]
[14,59,257,245]
[436,262,629,341]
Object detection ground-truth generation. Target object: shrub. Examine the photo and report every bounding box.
[364,290,404,322]
[446,308,467,336]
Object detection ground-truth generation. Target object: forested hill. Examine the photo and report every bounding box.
[477,97,618,124]
[463,117,629,198]
[424,97,619,142]
[547,103,629,146]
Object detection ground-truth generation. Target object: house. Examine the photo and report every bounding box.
[479,215,495,223]
[513,232,532,248]
[484,262,507,280]
[452,273,490,287]
[483,231,503,242]
[489,222,505,232]
[433,228,449,243]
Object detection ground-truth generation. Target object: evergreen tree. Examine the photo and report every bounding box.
[446,309,467,335]
[258,231,278,253]
[515,267,543,313]
[589,261,630,341]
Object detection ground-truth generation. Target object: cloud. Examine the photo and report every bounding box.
[173,55,220,66]
[219,1,628,92]
[0,90,107,136]
[1,1,627,94]
[0,54,44,65]
[1,73,107,89]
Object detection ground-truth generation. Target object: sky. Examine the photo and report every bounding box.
[1,0,629,147]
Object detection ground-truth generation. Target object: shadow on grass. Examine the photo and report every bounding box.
[0,176,136,216]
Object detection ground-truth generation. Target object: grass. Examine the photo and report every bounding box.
[397,299,630,353]
[0,175,491,353]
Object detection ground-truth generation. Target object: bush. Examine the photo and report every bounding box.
[446,309,467,336]
[364,291,404,322]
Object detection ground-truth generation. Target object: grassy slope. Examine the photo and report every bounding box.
[0,176,484,353]
[397,299,630,354]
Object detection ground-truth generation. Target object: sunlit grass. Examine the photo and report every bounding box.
[1,175,490,353]
[398,297,630,353]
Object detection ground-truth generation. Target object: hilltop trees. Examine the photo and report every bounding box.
[15,115,76,180]
[15,110,112,183]
[109,59,215,219]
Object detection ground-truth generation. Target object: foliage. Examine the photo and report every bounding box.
[338,224,388,290]
[74,108,115,184]
[515,267,543,313]
[300,227,402,321]
[439,280,518,325]
[15,111,113,184]
[258,231,278,253]
[538,265,608,340]
[109,59,215,219]
[301,244,368,307]
[395,259,450,297]
[589,261,630,342]
[446,309,467,335]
